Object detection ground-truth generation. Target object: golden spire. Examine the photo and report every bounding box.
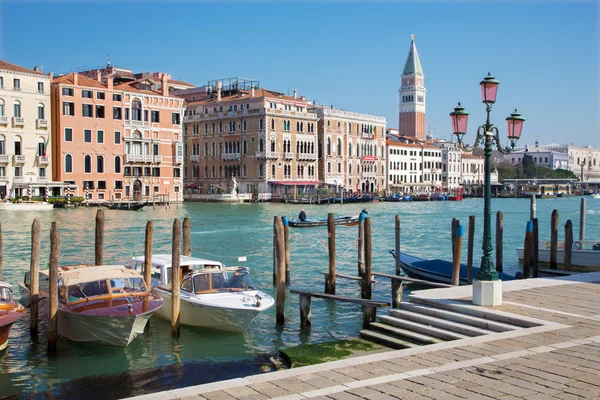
[411,34,415,40]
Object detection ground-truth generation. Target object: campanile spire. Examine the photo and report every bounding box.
[398,35,426,140]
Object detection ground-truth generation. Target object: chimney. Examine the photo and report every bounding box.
[49,72,54,80]
[73,73,78,85]
[251,85,255,98]
[216,81,222,102]
[33,66,41,72]
[161,74,168,96]
[301,95,305,101]
[293,89,297,99]
[96,70,102,82]
[107,76,114,90]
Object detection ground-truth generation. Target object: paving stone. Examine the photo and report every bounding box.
[463,385,507,398]
[406,376,453,390]
[325,391,364,400]
[270,377,318,393]
[347,387,383,398]
[319,370,359,384]
[388,379,428,392]
[418,388,463,400]
[202,390,237,400]
[494,384,538,397]
[363,393,399,400]
[247,382,292,398]
[365,383,400,394]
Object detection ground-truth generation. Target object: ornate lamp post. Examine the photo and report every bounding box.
[450,73,525,305]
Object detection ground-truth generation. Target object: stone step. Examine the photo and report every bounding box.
[359,329,419,350]
[397,303,516,332]
[388,309,494,336]
[409,297,540,328]
[369,322,443,345]
[379,315,469,341]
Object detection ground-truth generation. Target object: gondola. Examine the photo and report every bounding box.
[288,210,367,228]
[106,202,146,211]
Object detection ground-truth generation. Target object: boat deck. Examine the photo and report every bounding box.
[125,272,600,400]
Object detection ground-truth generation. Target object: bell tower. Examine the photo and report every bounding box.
[398,35,426,140]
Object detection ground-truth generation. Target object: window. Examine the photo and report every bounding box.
[64,128,73,142]
[172,113,181,124]
[132,100,142,121]
[96,92,105,100]
[62,87,74,96]
[83,180,95,190]
[151,110,160,123]
[144,110,148,122]
[113,94,122,101]
[37,140,45,156]
[115,181,123,190]
[98,181,106,190]
[82,104,93,117]
[13,79,20,90]
[96,105,105,118]
[37,104,45,119]
[153,143,159,155]
[97,130,104,143]
[39,167,46,178]
[152,167,160,177]
[37,82,44,93]
[82,90,92,98]
[84,129,92,143]
[114,131,121,144]
[0,100,3,116]
[144,167,151,176]
[13,102,21,117]
[113,107,122,119]
[65,154,73,173]
[174,168,181,178]
[0,135,4,154]
[115,156,121,173]
[84,155,92,173]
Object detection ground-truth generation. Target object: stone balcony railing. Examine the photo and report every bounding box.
[222,153,241,161]
[296,153,317,161]
[256,151,279,159]
[154,155,162,163]
[190,155,201,162]
[36,119,48,129]
[362,172,377,178]
[13,155,26,164]
[0,155,9,163]
[175,156,183,164]
[37,156,49,165]
[126,120,150,127]
[125,154,153,163]
[13,176,24,183]
[283,152,293,160]
[0,116,8,125]
[12,117,24,127]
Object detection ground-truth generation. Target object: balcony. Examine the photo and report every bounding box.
[0,175,7,181]
[36,119,48,129]
[361,156,377,162]
[0,116,8,125]
[12,117,24,127]
[13,155,26,164]
[127,120,150,127]
[283,152,293,160]
[222,153,240,161]
[256,151,279,159]
[13,176,24,183]
[362,172,377,178]
[0,155,8,164]
[37,156,49,165]
[154,155,162,163]
[190,155,201,162]
[38,177,48,183]
[296,153,317,161]
[175,156,183,164]
[125,154,153,163]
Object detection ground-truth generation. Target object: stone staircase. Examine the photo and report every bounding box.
[359,297,539,349]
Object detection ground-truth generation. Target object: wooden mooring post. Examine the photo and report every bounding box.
[30,219,41,337]
[452,224,463,286]
[579,198,586,241]
[357,212,365,277]
[274,216,286,325]
[299,294,311,330]
[95,209,104,265]
[530,195,537,221]
[532,218,539,278]
[395,215,401,276]
[326,213,336,295]
[550,209,559,269]
[272,217,277,285]
[523,221,533,278]
[496,211,504,273]
[144,221,154,289]
[48,222,59,352]
[392,279,403,308]
[182,217,191,257]
[467,215,475,284]
[451,218,459,265]
[171,219,181,337]
[362,217,372,299]
[564,219,573,271]
[283,216,290,286]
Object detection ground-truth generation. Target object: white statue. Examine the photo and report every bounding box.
[231,177,238,196]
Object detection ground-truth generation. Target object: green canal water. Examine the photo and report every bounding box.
[0,197,599,398]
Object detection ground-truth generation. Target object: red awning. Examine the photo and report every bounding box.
[272,181,320,186]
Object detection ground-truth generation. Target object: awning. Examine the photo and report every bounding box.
[0,182,6,187]
[272,181,320,186]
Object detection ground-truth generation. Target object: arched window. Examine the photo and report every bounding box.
[243,164,247,177]
[65,154,73,173]
[259,118,264,130]
[271,119,275,130]
[271,140,276,152]
[84,155,92,173]
[327,138,331,156]
[545,157,548,163]
[132,99,142,121]
[204,166,208,177]
[0,99,5,116]
[242,120,247,131]
[271,164,276,177]
[97,155,104,173]
[204,143,208,156]
[337,138,342,155]
[115,156,121,173]
[212,166,215,177]
[219,165,222,177]
[349,164,352,175]
[243,140,247,154]
[259,138,264,152]
[13,100,21,118]
[37,103,45,120]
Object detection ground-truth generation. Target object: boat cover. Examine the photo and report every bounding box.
[54,265,143,286]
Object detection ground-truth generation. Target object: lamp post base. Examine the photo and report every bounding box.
[473,279,502,307]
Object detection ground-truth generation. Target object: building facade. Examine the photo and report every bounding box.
[398,35,426,140]
[0,60,52,199]
[386,137,442,193]
[51,72,184,201]
[310,107,386,193]
[436,141,462,191]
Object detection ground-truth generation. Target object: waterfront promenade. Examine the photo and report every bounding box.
[127,272,600,400]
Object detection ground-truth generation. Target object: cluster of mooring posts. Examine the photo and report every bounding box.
[19,209,194,354]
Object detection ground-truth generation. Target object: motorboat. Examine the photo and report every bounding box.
[125,255,274,332]
[19,265,163,347]
[0,281,25,352]
[288,210,367,228]
[516,240,600,271]
[0,201,54,211]
[105,201,146,211]
[591,193,600,199]
[390,251,518,285]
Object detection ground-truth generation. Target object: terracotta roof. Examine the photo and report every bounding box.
[52,73,108,89]
[461,154,484,159]
[0,60,46,75]
[386,140,438,149]
[115,80,163,96]
[168,79,195,87]
[188,88,303,106]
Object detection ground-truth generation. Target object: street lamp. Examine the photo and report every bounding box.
[450,72,525,306]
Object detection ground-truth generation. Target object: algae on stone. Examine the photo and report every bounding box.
[280,338,380,368]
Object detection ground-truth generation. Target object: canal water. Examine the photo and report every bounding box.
[0,197,598,398]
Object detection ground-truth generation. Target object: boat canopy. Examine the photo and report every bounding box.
[129,254,224,269]
[49,265,144,287]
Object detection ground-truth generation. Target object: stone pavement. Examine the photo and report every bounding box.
[126,273,600,400]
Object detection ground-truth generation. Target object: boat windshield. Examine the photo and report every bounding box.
[0,287,12,304]
[65,278,147,303]
[192,271,256,294]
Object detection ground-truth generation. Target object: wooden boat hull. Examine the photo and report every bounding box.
[516,247,600,271]
[152,288,274,332]
[289,215,360,228]
[390,251,516,285]
[107,202,146,211]
[0,304,25,351]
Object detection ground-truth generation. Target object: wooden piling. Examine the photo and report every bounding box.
[0,222,3,280]
[550,209,559,269]
[299,294,311,330]
[564,219,573,271]
[272,218,277,285]
[274,216,286,325]
[48,222,59,352]
[451,218,459,263]
[392,280,403,308]
[532,218,539,278]
[523,221,533,279]
[182,217,191,257]
[144,221,154,289]
[357,212,365,277]
[579,198,586,241]
[95,209,105,265]
[326,213,336,295]
[30,219,41,336]
[530,195,537,221]
[171,219,181,337]
[451,224,463,286]
[496,211,504,273]
[363,217,372,299]
[283,216,290,286]
[395,215,401,276]
[467,215,475,284]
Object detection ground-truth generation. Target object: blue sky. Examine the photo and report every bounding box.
[1,1,598,146]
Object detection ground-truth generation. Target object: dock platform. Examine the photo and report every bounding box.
[126,272,600,400]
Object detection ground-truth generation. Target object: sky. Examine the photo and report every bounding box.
[1,1,598,147]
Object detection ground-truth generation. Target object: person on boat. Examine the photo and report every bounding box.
[228,271,244,289]
[299,209,307,221]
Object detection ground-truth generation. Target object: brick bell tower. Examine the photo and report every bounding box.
[398,34,426,140]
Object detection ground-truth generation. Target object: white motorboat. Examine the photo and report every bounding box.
[0,201,54,211]
[516,240,600,271]
[19,265,163,347]
[591,193,600,199]
[126,255,274,332]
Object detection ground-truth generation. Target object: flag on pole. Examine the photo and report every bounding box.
[42,136,49,158]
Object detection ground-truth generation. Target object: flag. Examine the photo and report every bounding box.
[43,136,49,157]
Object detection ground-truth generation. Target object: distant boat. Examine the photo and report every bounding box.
[106,202,146,211]
[389,251,518,285]
[288,211,366,228]
[0,201,54,211]
[516,240,600,271]
[591,193,600,199]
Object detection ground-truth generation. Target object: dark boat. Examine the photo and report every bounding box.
[106,202,146,211]
[389,251,518,285]
[0,281,25,352]
[288,210,367,228]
